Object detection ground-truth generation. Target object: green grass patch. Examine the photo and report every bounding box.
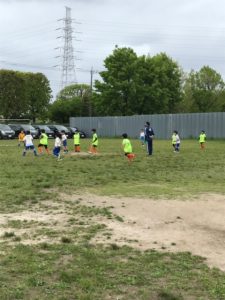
[1,139,225,213]
[0,244,224,299]
[0,138,225,299]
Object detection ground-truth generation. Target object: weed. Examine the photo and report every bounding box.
[3,231,15,238]
[158,291,183,300]
[115,215,124,222]
[61,236,72,244]
[110,243,120,250]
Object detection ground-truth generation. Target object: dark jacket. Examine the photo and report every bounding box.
[145,126,154,142]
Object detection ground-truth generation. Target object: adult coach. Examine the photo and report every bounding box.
[145,121,155,155]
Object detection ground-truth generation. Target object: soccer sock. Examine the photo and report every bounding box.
[90,146,94,153]
[127,153,135,161]
[38,147,42,154]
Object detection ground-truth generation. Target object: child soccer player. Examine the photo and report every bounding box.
[38,129,49,155]
[172,131,177,151]
[18,130,25,147]
[122,133,135,162]
[139,129,145,146]
[89,128,98,154]
[74,130,80,152]
[174,130,180,152]
[53,132,62,160]
[199,130,206,150]
[61,130,68,153]
[22,131,38,156]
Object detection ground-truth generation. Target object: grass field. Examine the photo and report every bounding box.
[0,138,225,299]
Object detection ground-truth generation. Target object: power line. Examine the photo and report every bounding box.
[0,60,59,71]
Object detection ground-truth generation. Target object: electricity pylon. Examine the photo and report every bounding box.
[57,7,78,91]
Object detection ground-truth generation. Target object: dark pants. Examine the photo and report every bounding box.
[147,139,153,155]
[175,143,180,152]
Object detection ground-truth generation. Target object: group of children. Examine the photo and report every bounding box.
[139,129,207,153]
[18,125,207,163]
[126,129,207,161]
[19,128,99,161]
[170,130,206,152]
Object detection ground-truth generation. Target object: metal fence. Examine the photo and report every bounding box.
[70,112,225,139]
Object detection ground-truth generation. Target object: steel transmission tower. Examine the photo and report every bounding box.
[58,7,77,90]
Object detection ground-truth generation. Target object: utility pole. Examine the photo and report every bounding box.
[90,67,94,93]
[89,67,99,116]
[56,7,80,91]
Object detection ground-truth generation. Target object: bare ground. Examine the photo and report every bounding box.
[84,193,225,271]
[0,193,225,271]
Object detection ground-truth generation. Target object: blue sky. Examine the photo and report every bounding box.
[0,0,225,98]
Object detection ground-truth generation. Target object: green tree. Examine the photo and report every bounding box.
[134,53,182,114]
[94,47,138,116]
[25,72,52,123]
[0,70,52,121]
[0,70,27,118]
[179,66,225,112]
[49,84,91,123]
[48,99,75,123]
[57,84,92,116]
[93,47,182,116]
[150,53,182,113]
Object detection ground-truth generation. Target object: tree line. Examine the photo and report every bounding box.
[1,47,225,123]
[0,70,51,122]
[50,47,225,122]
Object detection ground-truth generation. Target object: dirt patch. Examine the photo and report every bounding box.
[79,193,225,271]
[0,193,225,271]
[70,151,91,156]
[69,152,120,157]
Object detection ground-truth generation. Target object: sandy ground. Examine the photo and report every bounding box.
[81,193,225,271]
[0,193,225,271]
[70,151,91,156]
[69,151,120,156]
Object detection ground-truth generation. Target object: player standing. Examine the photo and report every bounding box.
[22,131,38,157]
[38,129,50,155]
[122,133,135,162]
[74,130,81,152]
[53,132,62,160]
[89,129,98,154]
[199,130,206,150]
[61,130,68,153]
[18,130,25,147]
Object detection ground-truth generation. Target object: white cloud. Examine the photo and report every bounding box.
[0,0,225,98]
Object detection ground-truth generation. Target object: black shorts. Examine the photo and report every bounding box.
[92,145,97,148]
[38,143,48,149]
[124,152,131,156]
